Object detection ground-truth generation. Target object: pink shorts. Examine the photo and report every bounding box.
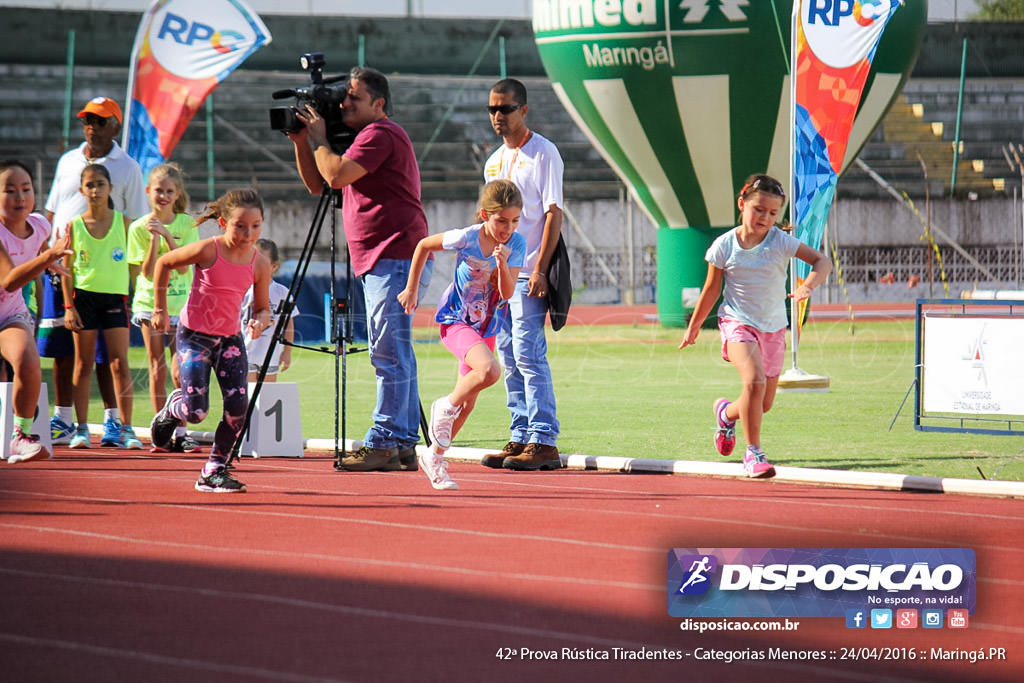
[440,323,496,376]
[718,318,787,377]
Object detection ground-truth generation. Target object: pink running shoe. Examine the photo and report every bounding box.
[8,428,50,464]
[743,446,776,478]
[713,398,736,456]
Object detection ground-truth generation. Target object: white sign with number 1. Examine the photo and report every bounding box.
[240,382,304,457]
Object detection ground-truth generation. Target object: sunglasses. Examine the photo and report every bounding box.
[487,104,522,116]
[82,114,113,128]
[741,176,785,199]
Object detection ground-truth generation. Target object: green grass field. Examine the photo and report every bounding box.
[81,318,1023,482]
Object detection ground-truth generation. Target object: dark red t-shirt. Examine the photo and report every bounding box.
[341,118,428,276]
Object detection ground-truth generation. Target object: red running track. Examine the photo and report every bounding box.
[1,448,1021,682]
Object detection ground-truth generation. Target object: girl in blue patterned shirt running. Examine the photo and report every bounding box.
[398,179,526,491]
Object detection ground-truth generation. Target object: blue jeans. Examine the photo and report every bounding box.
[495,279,559,446]
[360,258,423,450]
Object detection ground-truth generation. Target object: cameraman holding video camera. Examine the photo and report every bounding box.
[289,66,429,472]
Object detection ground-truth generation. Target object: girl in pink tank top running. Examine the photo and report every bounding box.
[150,188,271,493]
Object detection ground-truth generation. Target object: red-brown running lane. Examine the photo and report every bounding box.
[1,449,1021,682]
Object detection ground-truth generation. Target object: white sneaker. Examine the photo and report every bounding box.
[429,397,462,450]
[418,448,459,491]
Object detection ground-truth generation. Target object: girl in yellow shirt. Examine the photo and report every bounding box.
[61,164,138,449]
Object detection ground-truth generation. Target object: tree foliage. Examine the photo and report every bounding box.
[974,0,1024,20]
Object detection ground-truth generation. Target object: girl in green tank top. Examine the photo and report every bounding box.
[126,163,199,451]
[60,164,137,449]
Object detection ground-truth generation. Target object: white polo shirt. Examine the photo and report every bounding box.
[45,140,148,239]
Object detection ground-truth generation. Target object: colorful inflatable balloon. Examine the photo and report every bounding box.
[532,0,926,324]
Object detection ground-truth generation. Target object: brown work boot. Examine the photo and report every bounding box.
[385,446,418,472]
[502,443,563,471]
[338,446,397,472]
[480,441,526,469]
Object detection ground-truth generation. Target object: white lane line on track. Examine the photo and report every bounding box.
[0,632,348,683]
[4,482,1024,557]
[0,568,950,680]
[12,462,1024,525]
[0,488,657,553]
[417,475,1024,522]
[5,492,1024,594]
[0,522,662,592]
[0,566,656,649]
[19,456,1024,523]
[51,457,1024,523]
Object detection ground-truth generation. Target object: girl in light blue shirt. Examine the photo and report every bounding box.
[679,174,832,479]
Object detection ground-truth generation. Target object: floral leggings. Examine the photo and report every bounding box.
[173,325,249,466]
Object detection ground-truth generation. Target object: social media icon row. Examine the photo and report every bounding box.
[845,608,969,629]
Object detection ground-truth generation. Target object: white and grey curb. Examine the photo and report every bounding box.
[108,425,1024,500]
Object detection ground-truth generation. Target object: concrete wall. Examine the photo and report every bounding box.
[832,198,1016,247]
[254,195,1023,307]
[912,22,1024,78]
[260,196,1018,251]
[257,194,664,306]
[3,8,1022,78]
[828,198,1022,303]
[0,9,543,76]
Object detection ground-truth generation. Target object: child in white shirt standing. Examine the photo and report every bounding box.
[241,238,296,382]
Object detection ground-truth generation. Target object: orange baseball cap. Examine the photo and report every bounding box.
[77,96,123,124]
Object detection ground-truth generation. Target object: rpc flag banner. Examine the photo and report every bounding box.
[124,0,271,177]
[791,0,901,329]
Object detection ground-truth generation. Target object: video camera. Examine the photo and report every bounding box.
[269,52,356,154]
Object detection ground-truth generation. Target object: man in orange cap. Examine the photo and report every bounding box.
[39,96,148,449]
[46,97,147,232]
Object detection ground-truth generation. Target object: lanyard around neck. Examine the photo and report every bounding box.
[503,129,531,179]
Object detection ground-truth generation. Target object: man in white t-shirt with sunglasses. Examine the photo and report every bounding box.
[481,78,564,471]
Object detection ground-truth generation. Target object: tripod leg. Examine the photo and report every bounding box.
[420,399,431,447]
[889,378,917,432]
[230,186,333,465]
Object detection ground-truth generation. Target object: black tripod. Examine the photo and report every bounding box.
[227,184,362,466]
[227,184,431,468]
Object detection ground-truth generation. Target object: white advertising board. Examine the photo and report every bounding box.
[922,315,1024,416]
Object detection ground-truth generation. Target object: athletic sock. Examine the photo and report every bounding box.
[13,416,33,434]
[167,396,188,423]
[56,406,74,424]
[202,462,221,476]
[104,408,120,423]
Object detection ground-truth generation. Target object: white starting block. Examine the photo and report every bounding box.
[0,382,53,460]
[240,382,304,457]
